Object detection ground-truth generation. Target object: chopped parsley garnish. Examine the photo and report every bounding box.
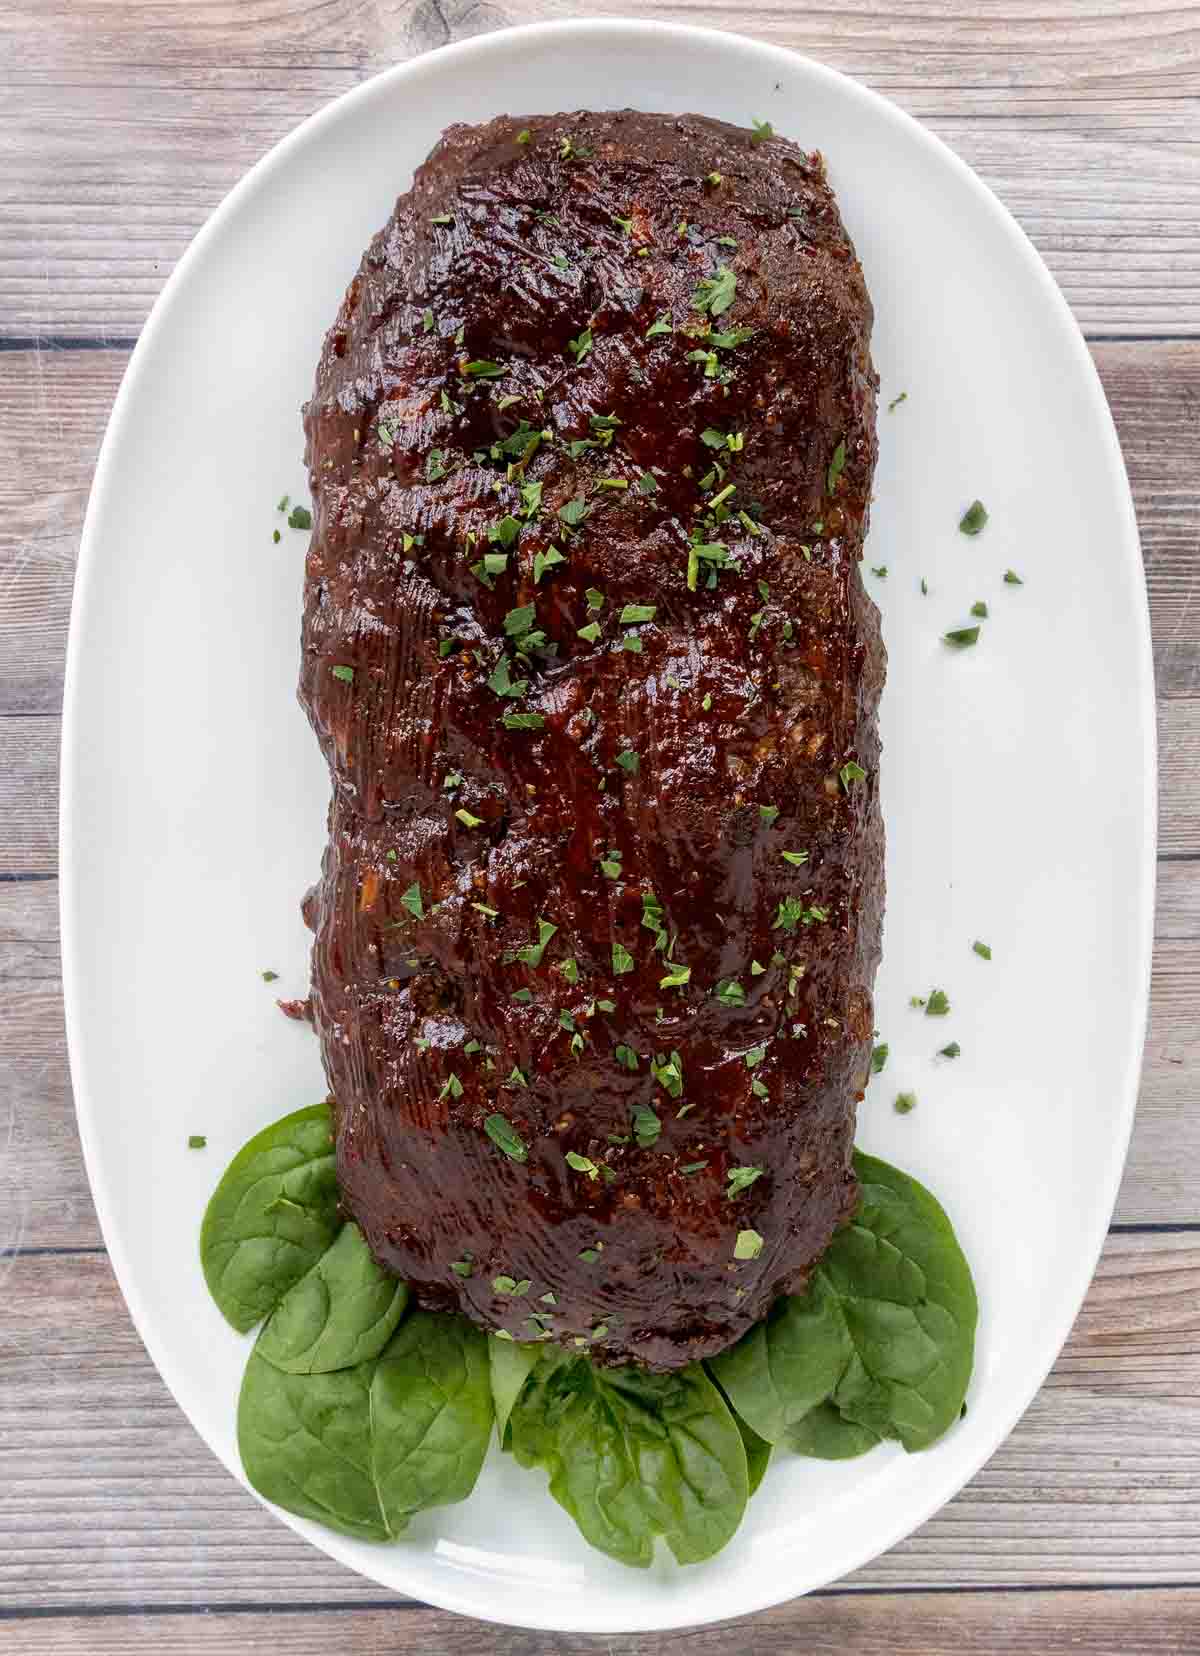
[422,308,435,333]
[888,391,908,412]
[567,329,593,363]
[925,989,951,1017]
[487,655,526,700]
[579,1247,602,1264]
[557,958,580,984]
[612,942,635,975]
[772,897,805,934]
[512,918,558,969]
[188,1135,206,1149]
[971,600,989,618]
[619,604,657,625]
[461,360,507,379]
[959,499,988,535]
[744,1046,767,1069]
[734,1228,763,1260]
[871,1042,889,1074]
[287,505,312,530]
[646,316,673,338]
[615,750,639,774]
[681,1161,708,1175]
[652,1051,683,1098]
[632,1103,661,1148]
[516,128,532,144]
[565,1151,600,1179]
[759,804,780,827]
[331,665,355,684]
[432,214,452,225]
[577,621,602,643]
[261,969,279,982]
[726,1164,764,1199]
[450,1258,473,1277]
[533,546,566,584]
[400,883,424,920]
[614,1043,639,1071]
[440,1072,464,1100]
[973,939,993,960]
[585,587,605,611]
[894,1092,917,1115]
[660,965,690,989]
[840,761,866,789]
[1004,570,1023,586]
[871,566,887,579]
[691,266,737,317]
[715,979,746,1008]
[504,603,537,637]
[944,626,981,649]
[781,850,809,867]
[637,473,658,495]
[502,712,545,730]
[827,440,847,494]
[938,1041,962,1059]
[622,636,642,654]
[455,808,483,828]
[686,539,730,591]
[750,117,774,144]
[599,477,628,491]
[484,1113,528,1162]
[559,497,589,527]
[493,1276,531,1296]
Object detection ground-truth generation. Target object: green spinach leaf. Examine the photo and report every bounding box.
[238,1349,389,1540]
[256,1222,408,1374]
[239,1310,492,1541]
[201,1104,340,1332]
[488,1335,544,1446]
[709,1151,976,1455]
[734,1409,772,1495]
[785,1401,880,1460]
[371,1312,494,1528]
[508,1354,748,1568]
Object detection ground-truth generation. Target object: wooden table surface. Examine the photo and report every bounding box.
[2,2,1198,1650]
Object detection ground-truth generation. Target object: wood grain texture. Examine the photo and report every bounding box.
[2,1236,1199,1613]
[7,1590,1200,1654]
[0,345,1196,717]
[2,0,1199,337]
[2,0,1199,1639]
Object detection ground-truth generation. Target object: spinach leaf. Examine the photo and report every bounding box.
[508,1353,748,1568]
[256,1222,408,1374]
[708,1151,976,1455]
[238,1349,389,1540]
[488,1334,543,1446]
[371,1312,494,1528]
[785,1401,880,1460]
[201,1103,340,1332]
[734,1409,772,1495]
[706,1270,850,1443]
[238,1310,492,1541]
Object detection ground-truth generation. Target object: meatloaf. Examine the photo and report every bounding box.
[298,110,883,1370]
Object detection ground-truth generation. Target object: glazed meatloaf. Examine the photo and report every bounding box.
[298,110,883,1370]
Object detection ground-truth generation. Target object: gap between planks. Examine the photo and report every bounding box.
[3,1587,1200,1653]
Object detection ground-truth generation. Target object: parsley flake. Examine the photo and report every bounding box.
[734,1228,763,1260]
[612,942,635,975]
[973,940,993,960]
[925,989,951,1016]
[691,266,737,317]
[331,664,355,684]
[870,1042,889,1074]
[485,1114,528,1161]
[894,1092,917,1115]
[959,500,989,535]
[726,1164,764,1199]
[400,883,424,920]
[944,626,981,649]
[565,1150,600,1179]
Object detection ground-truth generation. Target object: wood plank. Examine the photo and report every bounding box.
[7,1588,1200,1655]
[2,1236,1199,1611]
[1,0,1198,338]
[0,721,58,874]
[1,344,1196,719]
